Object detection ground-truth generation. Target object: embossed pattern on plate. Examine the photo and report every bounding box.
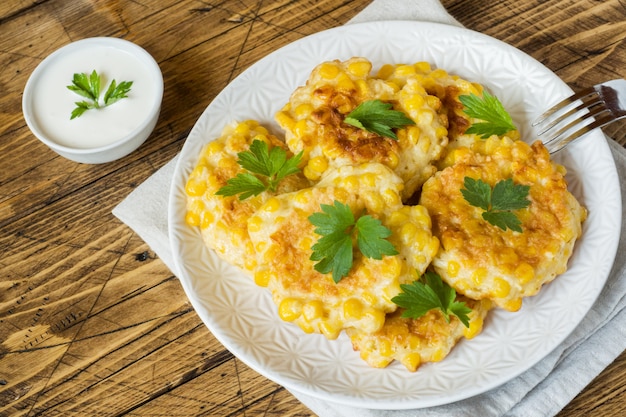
[168,21,621,409]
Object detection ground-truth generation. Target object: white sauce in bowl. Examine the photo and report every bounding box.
[29,43,159,149]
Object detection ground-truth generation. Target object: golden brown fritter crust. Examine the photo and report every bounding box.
[184,120,311,272]
[420,138,586,311]
[275,57,449,199]
[347,297,491,372]
[247,163,439,339]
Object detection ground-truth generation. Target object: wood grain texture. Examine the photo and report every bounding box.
[1,0,625,416]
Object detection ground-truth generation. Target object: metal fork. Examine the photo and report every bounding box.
[533,79,626,153]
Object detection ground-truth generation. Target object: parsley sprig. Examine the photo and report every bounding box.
[308,200,398,283]
[344,100,415,140]
[459,91,517,138]
[391,271,472,327]
[216,139,303,200]
[461,177,531,232]
[67,70,133,119]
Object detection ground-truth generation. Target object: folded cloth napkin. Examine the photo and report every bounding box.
[113,1,626,415]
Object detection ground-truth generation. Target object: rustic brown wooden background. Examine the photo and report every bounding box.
[1,1,624,416]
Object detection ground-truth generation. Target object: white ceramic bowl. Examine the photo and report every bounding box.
[22,37,163,164]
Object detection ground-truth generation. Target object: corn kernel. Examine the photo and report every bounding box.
[386,152,400,169]
[447,260,460,277]
[367,309,386,332]
[263,244,280,263]
[308,156,328,173]
[404,94,424,111]
[376,64,395,79]
[244,256,257,272]
[394,64,416,77]
[234,122,250,136]
[255,241,267,253]
[441,235,462,250]
[385,80,401,92]
[206,174,221,191]
[504,298,523,312]
[430,348,445,362]
[435,126,448,138]
[217,157,238,170]
[299,322,315,334]
[203,141,224,157]
[294,119,308,137]
[318,62,340,79]
[319,321,341,340]
[336,73,356,91]
[388,211,409,226]
[185,178,207,197]
[343,298,364,320]
[384,257,402,280]
[307,282,324,297]
[275,111,295,130]
[464,315,483,339]
[492,277,511,298]
[200,211,214,228]
[261,197,280,213]
[365,192,384,213]
[185,211,200,227]
[430,68,448,78]
[333,188,350,202]
[278,298,302,321]
[414,61,431,73]
[294,189,311,204]
[347,60,372,78]
[254,269,272,287]
[471,268,488,287]
[341,175,359,190]
[355,79,369,96]
[299,236,313,252]
[295,103,314,118]
[382,189,401,206]
[402,352,421,372]
[304,164,320,179]
[247,215,263,233]
[303,300,325,322]
[400,222,419,244]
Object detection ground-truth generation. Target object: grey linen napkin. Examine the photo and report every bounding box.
[113,1,626,415]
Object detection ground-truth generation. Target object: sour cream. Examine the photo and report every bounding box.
[28,42,158,149]
[23,37,163,163]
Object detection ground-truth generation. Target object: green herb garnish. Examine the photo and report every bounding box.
[391,271,472,327]
[67,70,133,119]
[216,139,303,200]
[308,200,398,283]
[344,99,415,140]
[461,177,531,232]
[459,91,517,138]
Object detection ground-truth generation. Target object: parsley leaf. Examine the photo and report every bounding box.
[214,173,266,200]
[103,79,133,106]
[461,177,530,232]
[67,70,133,119]
[459,91,517,138]
[216,139,303,200]
[308,200,398,283]
[391,271,472,327]
[344,100,415,140]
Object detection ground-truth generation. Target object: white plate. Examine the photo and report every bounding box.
[168,21,621,409]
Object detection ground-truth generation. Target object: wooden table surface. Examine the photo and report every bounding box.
[1,1,625,416]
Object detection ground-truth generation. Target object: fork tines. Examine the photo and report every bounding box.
[533,86,612,152]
